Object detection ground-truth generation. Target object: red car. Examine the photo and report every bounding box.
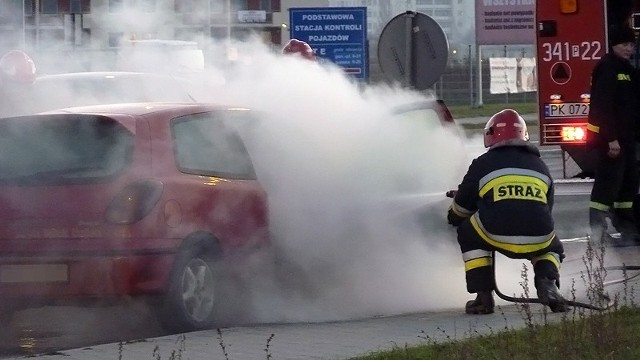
[0,102,269,332]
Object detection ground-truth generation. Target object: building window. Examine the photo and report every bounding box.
[41,0,58,14]
[230,0,247,11]
[24,0,34,16]
[70,0,81,12]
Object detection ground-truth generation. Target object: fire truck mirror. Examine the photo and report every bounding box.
[538,20,557,37]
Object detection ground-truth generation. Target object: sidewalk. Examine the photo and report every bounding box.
[11,304,565,360]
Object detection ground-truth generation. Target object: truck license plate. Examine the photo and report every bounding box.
[545,103,590,117]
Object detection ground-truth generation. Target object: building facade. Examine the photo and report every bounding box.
[0,0,332,54]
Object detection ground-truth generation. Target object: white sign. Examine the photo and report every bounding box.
[490,57,518,94]
[518,57,537,92]
[238,10,266,23]
[476,1,535,45]
[490,57,537,94]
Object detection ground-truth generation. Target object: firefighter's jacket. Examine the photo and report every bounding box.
[587,52,639,148]
[447,140,556,254]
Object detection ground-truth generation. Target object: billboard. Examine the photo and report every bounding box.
[289,7,368,80]
[475,0,535,45]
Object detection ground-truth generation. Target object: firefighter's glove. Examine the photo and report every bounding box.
[447,209,463,227]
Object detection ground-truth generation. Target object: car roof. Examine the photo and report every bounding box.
[34,71,183,81]
[40,102,248,117]
[31,102,250,134]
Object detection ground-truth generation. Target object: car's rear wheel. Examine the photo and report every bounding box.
[158,243,218,333]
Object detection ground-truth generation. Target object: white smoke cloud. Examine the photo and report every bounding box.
[186,36,478,323]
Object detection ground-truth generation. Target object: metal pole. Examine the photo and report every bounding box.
[468,44,473,107]
[21,0,25,48]
[477,45,483,107]
[404,11,415,88]
[504,45,508,104]
[35,0,40,49]
[227,0,232,44]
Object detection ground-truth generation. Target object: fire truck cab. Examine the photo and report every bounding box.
[536,0,640,178]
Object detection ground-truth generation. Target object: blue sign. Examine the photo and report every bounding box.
[289,7,368,81]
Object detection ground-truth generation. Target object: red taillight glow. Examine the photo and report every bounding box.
[561,126,586,142]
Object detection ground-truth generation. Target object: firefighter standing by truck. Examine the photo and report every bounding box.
[587,25,640,246]
[447,109,568,314]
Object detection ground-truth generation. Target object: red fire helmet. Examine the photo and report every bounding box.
[0,50,37,84]
[282,39,316,61]
[483,109,529,148]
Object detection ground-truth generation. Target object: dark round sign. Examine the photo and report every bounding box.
[377,12,449,90]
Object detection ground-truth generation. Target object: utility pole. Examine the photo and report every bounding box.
[468,44,473,107]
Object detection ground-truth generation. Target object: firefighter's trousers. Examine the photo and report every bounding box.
[457,218,565,293]
[589,143,639,235]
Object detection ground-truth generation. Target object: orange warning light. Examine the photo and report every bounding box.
[561,125,586,142]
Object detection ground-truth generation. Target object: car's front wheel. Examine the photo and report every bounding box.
[158,246,218,333]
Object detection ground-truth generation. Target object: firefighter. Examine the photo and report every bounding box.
[447,109,567,314]
[282,39,316,61]
[587,26,640,246]
[0,49,37,117]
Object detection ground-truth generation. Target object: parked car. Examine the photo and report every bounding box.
[0,102,269,332]
[385,98,465,191]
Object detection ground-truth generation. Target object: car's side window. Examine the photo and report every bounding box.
[172,112,256,179]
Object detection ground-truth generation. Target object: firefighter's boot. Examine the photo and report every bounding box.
[611,211,640,247]
[535,277,568,313]
[465,291,494,314]
[589,208,609,245]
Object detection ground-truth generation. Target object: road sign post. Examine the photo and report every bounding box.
[377,11,449,91]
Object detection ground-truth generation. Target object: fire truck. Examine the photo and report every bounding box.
[535,0,639,178]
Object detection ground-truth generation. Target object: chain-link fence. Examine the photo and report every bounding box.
[369,56,538,107]
[432,60,537,106]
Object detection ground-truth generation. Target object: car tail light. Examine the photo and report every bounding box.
[105,180,163,224]
[436,99,454,123]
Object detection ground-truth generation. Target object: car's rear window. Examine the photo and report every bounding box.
[0,115,133,185]
[172,111,256,179]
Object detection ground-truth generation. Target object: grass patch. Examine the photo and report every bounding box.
[350,306,640,360]
[449,102,537,119]
[351,242,639,360]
